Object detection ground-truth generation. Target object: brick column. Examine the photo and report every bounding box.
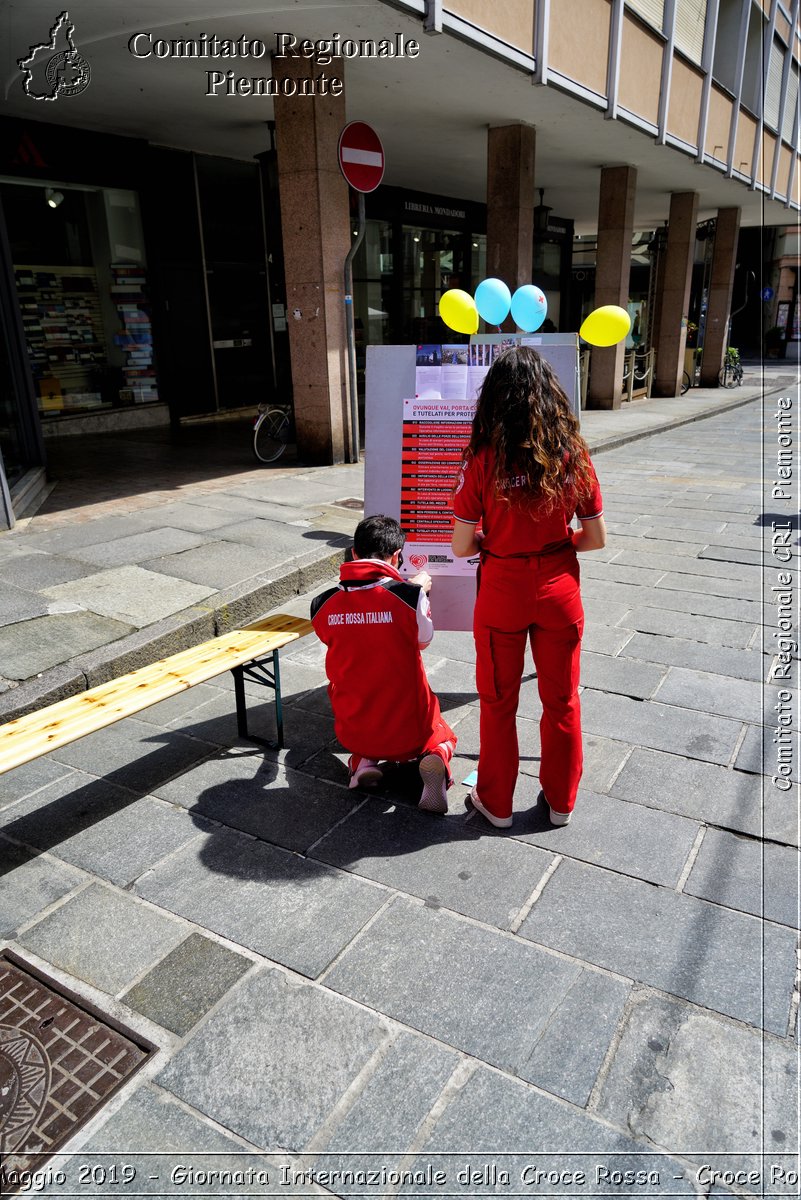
[272,55,352,464]
[700,208,741,385]
[486,125,536,294]
[587,165,637,410]
[652,192,699,397]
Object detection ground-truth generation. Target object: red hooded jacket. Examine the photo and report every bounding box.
[311,559,454,761]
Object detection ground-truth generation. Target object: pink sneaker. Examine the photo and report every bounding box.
[467,786,513,828]
[348,755,383,790]
[418,754,448,814]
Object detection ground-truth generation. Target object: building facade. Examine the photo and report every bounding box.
[0,0,798,522]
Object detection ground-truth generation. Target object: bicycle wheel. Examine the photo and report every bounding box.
[718,365,736,389]
[253,408,290,463]
[680,371,691,395]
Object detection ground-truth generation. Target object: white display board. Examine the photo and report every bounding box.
[365,335,579,631]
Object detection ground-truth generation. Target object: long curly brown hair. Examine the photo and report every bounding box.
[465,345,594,512]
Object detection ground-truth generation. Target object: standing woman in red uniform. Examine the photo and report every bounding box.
[451,345,606,828]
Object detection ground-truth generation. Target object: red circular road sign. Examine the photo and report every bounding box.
[338,121,385,193]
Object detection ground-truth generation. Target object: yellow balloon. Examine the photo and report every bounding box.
[439,289,479,335]
[579,305,632,347]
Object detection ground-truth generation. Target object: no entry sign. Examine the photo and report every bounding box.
[338,121,385,192]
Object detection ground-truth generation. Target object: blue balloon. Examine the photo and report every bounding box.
[510,285,547,332]
[474,278,511,326]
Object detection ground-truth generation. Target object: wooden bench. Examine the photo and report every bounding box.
[0,613,314,777]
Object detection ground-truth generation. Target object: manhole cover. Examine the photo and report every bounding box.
[332,497,364,511]
[0,952,154,1191]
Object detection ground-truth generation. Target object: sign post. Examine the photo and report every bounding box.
[339,121,385,464]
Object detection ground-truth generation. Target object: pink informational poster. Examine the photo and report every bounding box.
[400,397,476,579]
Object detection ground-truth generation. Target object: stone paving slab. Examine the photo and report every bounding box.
[579,652,667,699]
[28,792,203,888]
[580,689,743,766]
[0,580,49,628]
[519,968,630,1106]
[0,840,85,935]
[0,756,74,809]
[3,550,98,590]
[311,795,556,928]
[69,527,211,568]
[157,966,388,1150]
[609,745,798,846]
[611,606,757,649]
[0,610,135,680]
[42,564,216,628]
[652,666,770,725]
[153,693,337,773]
[122,932,254,1036]
[134,826,387,977]
[517,859,796,1034]
[153,754,358,855]
[409,1066,695,1193]
[579,625,635,656]
[0,770,148,851]
[613,547,763,582]
[326,896,604,1076]
[19,511,161,553]
[596,993,799,1186]
[318,1030,459,1155]
[144,539,320,590]
[514,789,699,887]
[736,722,800,784]
[699,545,778,568]
[19,882,186,994]
[578,561,668,587]
[618,632,770,683]
[655,569,760,601]
[140,499,257,532]
[684,828,799,927]
[64,1085,277,1195]
[48,717,218,796]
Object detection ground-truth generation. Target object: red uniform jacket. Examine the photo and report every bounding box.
[311,559,455,762]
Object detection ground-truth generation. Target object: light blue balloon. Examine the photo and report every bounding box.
[510,285,547,332]
[474,278,511,326]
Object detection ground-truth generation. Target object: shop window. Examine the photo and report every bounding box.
[352,218,393,349]
[1,179,157,422]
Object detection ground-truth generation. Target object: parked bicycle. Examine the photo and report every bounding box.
[718,346,743,389]
[253,403,292,464]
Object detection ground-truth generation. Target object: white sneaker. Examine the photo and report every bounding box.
[468,786,513,828]
[418,754,448,813]
[348,756,383,789]
[540,792,572,825]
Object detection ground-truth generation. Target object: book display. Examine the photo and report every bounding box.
[110,263,158,404]
[14,265,107,415]
[13,262,159,418]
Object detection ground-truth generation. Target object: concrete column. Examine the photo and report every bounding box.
[272,54,352,464]
[699,208,741,385]
[652,191,699,397]
[486,125,536,292]
[587,165,637,410]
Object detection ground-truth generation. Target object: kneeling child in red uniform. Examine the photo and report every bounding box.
[311,515,456,813]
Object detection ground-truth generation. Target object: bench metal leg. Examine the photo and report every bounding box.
[233,666,248,740]
[230,650,285,750]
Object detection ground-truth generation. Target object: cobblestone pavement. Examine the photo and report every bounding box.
[0,394,799,1197]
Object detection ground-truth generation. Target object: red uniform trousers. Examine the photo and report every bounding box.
[473,545,584,819]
